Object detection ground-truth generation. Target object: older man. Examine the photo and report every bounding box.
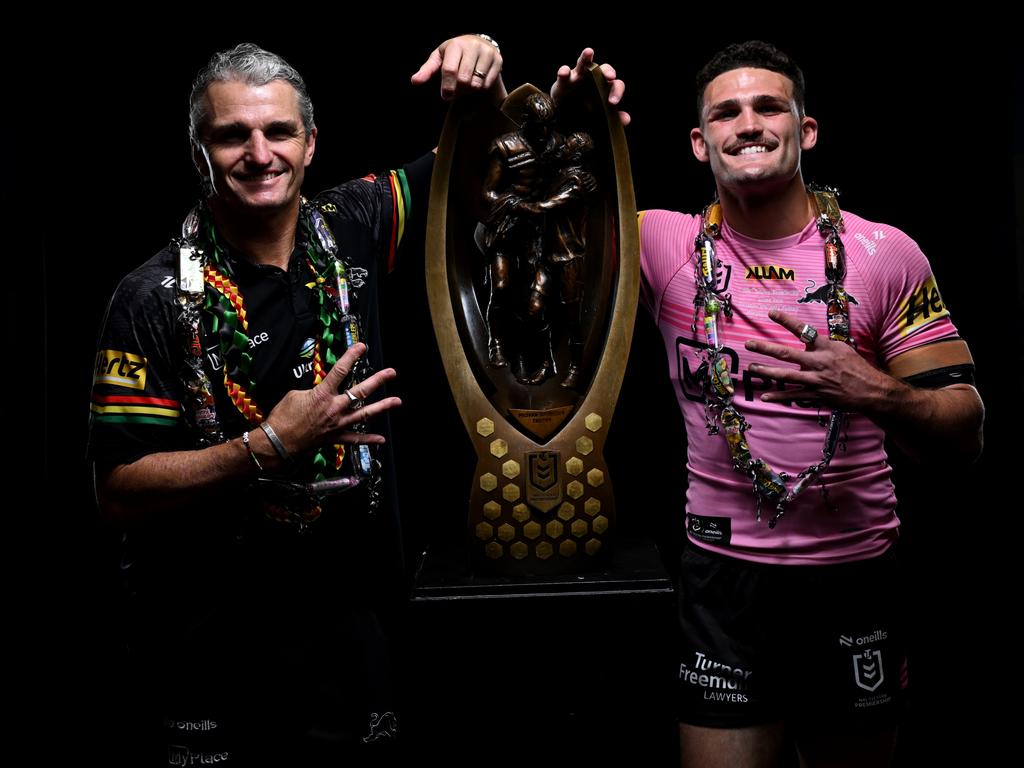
[88,36,624,764]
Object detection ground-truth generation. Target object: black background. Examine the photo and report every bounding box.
[10,18,1021,765]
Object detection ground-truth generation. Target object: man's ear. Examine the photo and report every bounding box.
[691,126,709,163]
[192,142,214,194]
[800,115,818,151]
[192,142,210,177]
[304,127,317,167]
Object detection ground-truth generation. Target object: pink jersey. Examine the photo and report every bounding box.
[639,209,960,564]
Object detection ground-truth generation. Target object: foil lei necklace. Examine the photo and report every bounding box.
[175,206,222,447]
[175,199,379,526]
[693,185,854,528]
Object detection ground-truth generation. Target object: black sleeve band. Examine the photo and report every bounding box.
[902,364,976,389]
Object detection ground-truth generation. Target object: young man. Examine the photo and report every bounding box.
[638,41,983,766]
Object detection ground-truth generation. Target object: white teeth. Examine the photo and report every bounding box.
[738,145,768,155]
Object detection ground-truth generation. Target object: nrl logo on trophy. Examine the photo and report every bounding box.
[426,66,638,575]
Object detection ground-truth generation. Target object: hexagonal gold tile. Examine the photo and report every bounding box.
[479,473,497,492]
[565,457,584,476]
[502,460,520,479]
[490,439,508,458]
[585,538,602,556]
[571,519,589,538]
[497,523,515,542]
[512,503,530,523]
[483,501,501,520]
[502,483,520,502]
[559,540,577,557]
[567,480,584,499]
[476,417,494,437]
[586,468,604,487]
[536,541,553,560]
[593,515,609,534]
[523,521,541,540]
[485,541,503,559]
[510,541,528,560]
[557,502,575,521]
[545,520,564,539]
[585,413,603,432]
[584,498,601,517]
[575,435,594,456]
[475,522,493,540]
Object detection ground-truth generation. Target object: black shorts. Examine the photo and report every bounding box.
[125,600,397,766]
[676,545,907,728]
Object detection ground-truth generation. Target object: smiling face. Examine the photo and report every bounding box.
[690,67,817,199]
[194,79,316,219]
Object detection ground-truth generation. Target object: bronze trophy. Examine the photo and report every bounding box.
[426,66,638,576]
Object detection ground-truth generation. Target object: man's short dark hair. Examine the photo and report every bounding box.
[695,41,806,121]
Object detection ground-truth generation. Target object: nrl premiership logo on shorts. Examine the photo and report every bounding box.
[526,450,562,513]
[852,648,885,692]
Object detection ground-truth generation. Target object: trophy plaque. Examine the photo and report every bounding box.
[426,66,638,576]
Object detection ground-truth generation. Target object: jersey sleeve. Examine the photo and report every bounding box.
[316,152,434,274]
[853,224,961,364]
[638,209,698,322]
[87,260,191,467]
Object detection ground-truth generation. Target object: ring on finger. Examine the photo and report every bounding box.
[344,389,364,410]
[799,323,819,345]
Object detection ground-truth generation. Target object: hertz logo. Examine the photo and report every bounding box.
[94,349,147,390]
[745,265,795,281]
[901,275,949,335]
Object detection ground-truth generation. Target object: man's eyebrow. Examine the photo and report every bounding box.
[707,94,790,114]
[263,119,303,134]
[205,121,249,140]
[751,94,790,108]
[707,98,741,114]
[206,119,302,139]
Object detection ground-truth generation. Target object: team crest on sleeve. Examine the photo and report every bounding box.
[94,349,148,390]
[900,274,949,335]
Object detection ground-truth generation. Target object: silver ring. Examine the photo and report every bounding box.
[799,323,819,345]
[344,389,364,410]
[472,69,487,79]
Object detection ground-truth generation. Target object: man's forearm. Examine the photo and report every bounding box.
[868,380,984,465]
[96,428,280,526]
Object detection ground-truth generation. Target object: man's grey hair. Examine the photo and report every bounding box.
[189,43,316,145]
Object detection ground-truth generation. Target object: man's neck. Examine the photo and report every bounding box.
[209,200,300,271]
[717,176,814,240]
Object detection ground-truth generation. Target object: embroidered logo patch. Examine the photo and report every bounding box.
[852,648,885,692]
[745,265,795,281]
[900,275,949,335]
[363,711,398,743]
[687,514,731,545]
[94,349,147,390]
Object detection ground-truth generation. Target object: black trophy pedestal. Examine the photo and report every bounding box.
[401,537,678,766]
